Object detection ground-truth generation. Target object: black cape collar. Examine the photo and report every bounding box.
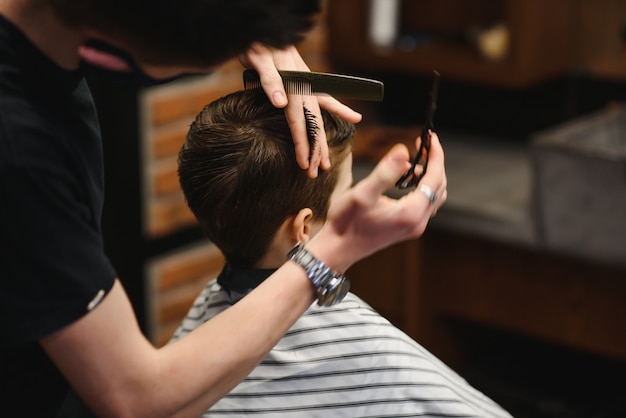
[217,263,277,304]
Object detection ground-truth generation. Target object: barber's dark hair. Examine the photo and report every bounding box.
[178,89,354,267]
[49,0,321,67]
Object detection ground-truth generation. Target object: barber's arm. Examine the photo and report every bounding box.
[41,133,446,418]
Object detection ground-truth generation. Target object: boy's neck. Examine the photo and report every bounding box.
[253,221,301,270]
[254,243,294,270]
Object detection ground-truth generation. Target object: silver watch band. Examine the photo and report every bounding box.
[287,242,350,306]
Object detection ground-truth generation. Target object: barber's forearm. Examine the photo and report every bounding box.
[305,228,353,274]
[155,261,315,417]
[168,238,359,416]
[43,269,313,418]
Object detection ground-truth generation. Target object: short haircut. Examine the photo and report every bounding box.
[49,0,320,67]
[178,89,354,267]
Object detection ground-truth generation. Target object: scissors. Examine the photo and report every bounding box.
[396,70,440,189]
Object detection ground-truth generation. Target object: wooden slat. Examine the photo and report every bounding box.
[156,248,225,292]
[150,94,191,126]
[152,160,180,197]
[148,243,226,347]
[146,196,198,237]
[152,126,188,160]
[157,283,209,323]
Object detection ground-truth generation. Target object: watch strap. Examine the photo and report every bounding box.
[287,242,350,306]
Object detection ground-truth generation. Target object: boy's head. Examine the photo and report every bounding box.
[178,89,354,268]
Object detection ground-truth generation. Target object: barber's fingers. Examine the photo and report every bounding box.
[352,133,447,225]
[271,46,329,175]
[419,133,447,212]
[305,98,330,176]
[353,144,412,206]
[277,48,362,131]
[292,92,328,176]
[283,93,328,177]
[243,44,312,107]
[241,43,289,107]
[242,44,329,176]
[355,133,446,205]
[283,96,313,172]
[317,95,362,124]
[423,132,445,181]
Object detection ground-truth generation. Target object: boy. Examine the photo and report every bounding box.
[174,89,510,417]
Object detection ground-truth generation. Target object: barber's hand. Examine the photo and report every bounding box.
[241,43,362,178]
[308,132,447,272]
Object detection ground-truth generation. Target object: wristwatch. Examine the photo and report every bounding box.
[287,242,350,306]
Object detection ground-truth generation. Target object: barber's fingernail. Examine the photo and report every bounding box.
[273,91,287,107]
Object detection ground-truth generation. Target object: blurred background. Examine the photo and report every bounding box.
[89,1,626,417]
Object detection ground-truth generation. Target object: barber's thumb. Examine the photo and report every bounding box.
[359,144,410,200]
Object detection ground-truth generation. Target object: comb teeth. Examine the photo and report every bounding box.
[243,78,262,90]
[284,79,313,96]
[244,77,313,96]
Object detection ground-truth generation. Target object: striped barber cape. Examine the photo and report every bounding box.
[170,276,512,418]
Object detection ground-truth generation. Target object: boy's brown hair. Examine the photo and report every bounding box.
[178,89,354,267]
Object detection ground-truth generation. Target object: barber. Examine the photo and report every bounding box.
[0,0,447,416]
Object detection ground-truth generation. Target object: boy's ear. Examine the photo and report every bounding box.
[291,208,314,244]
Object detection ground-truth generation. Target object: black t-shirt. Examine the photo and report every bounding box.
[0,14,116,416]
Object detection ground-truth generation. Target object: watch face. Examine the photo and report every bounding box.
[318,277,350,306]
